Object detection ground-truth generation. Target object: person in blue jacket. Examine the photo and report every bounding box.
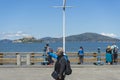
[78,46,84,64]
[47,49,58,60]
[47,48,68,60]
[47,48,55,65]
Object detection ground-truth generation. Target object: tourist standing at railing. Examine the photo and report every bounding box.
[44,43,50,55]
[111,43,119,64]
[43,43,51,64]
[47,48,54,65]
[78,46,84,64]
[106,46,112,65]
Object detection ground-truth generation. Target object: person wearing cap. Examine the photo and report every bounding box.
[105,46,112,65]
[54,47,66,80]
[78,46,84,64]
[47,48,54,65]
[44,44,50,55]
[111,43,119,64]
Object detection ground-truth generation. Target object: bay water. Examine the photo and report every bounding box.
[0,42,119,53]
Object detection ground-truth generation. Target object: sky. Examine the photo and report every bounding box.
[0,0,120,40]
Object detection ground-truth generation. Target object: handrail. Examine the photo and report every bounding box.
[0,52,119,66]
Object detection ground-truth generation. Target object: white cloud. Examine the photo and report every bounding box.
[0,31,31,40]
[100,32,117,38]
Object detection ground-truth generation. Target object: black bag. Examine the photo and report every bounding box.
[51,71,58,79]
[65,59,72,75]
[113,47,118,54]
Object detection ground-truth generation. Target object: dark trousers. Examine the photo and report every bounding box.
[112,53,118,64]
[47,55,54,65]
[78,55,84,64]
[56,75,65,80]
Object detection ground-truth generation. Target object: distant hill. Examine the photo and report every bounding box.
[40,32,120,42]
[0,39,12,43]
[11,32,120,43]
[65,32,120,42]
[40,37,60,43]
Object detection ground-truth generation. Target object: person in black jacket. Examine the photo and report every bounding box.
[54,47,66,80]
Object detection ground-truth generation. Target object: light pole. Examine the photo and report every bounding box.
[53,0,72,54]
[63,0,66,54]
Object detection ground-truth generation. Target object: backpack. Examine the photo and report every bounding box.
[64,56,72,75]
[113,47,118,54]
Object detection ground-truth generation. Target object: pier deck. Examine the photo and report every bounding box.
[0,65,120,80]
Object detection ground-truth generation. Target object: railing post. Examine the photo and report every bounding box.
[16,53,21,66]
[31,53,35,65]
[26,53,30,65]
[0,53,3,65]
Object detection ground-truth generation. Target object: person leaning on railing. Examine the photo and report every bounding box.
[77,46,84,64]
[105,46,112,65]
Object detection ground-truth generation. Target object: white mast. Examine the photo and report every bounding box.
[63,0,66,54]
[53,0,72,54]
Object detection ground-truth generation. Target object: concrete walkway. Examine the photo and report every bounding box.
[0,65,120,80]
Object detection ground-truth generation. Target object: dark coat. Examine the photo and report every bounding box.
[54,55,66,77]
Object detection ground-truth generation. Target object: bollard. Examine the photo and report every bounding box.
[93,47,104,65]
[0,53,3,65]
[26,53,30,65]
[93,53,97,57]
[16,53,21,66]
[31,53,35,65]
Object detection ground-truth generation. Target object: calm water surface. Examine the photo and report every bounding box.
[0,42,119,53]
